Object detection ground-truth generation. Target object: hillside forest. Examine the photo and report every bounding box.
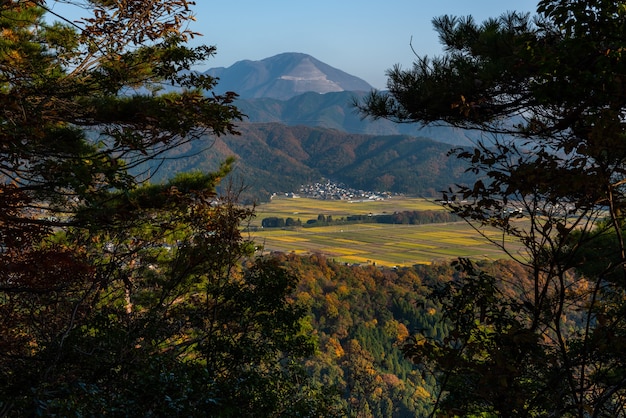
[3,1,626,418]
[143,122,478,203]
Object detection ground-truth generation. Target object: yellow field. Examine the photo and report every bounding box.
[251,195,442,223]
[248,197,525,267]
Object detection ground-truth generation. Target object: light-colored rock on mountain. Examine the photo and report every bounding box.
[205,52,373,100]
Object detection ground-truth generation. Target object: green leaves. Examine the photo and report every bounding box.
[0,1,332,415]
[358,1,626,415]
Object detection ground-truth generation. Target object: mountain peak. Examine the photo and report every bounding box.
[205,53,373,100]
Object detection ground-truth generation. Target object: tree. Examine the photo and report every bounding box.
[0,1,342,415]
[262,216,286,228]
[358,1,626,416]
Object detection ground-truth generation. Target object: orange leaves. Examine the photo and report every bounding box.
[384,319,409,343]
[1,28,18,42]
[451,94,485,118]
[326,336,345,358]
[80,0,199,52]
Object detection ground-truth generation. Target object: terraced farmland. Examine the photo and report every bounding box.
[249,197,525,266]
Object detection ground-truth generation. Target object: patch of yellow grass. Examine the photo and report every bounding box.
[340,255,382,264]
[324,247,368,256]
[439,238,485,246]
[333,238,366,245]
[254,234,309,243]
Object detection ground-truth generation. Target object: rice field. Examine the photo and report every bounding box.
[251,195,442,221]
[248,197,526,266]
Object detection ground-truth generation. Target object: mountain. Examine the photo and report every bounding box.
[205,52,373,100]
[183,53,478,200]
[148,123,476,202]
[204,53,476,146]
[233,91,478,146]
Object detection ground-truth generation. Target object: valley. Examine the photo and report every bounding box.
[249,196,525,266]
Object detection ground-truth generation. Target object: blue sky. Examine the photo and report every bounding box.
[189,1,540,89]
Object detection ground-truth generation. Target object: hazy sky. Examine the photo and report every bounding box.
[189,1,540,89]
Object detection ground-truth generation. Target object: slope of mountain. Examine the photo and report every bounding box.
[204,52,478,146]
[205,53,373,100]
[149,123,475,202]
[234,91,477,146]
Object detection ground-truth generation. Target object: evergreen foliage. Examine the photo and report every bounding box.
[358,0,626,416]
[0,1,341,415]
[261,210,458,229]
[274,253,461,417]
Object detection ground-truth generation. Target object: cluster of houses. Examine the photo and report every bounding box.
[275,180,391,201]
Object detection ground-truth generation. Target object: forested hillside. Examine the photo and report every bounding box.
[146,122,477,202]
[273,253,532,417]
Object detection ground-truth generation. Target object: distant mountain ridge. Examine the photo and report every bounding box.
[205,53,373,100]
[233,91,477,146]
[149,123,476,202]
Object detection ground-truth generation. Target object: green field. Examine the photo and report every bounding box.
[249,197,525,266]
